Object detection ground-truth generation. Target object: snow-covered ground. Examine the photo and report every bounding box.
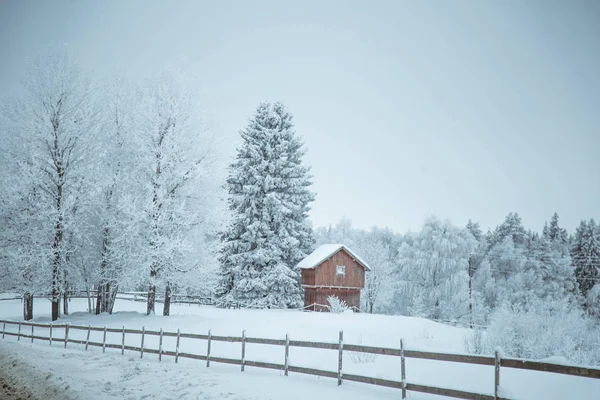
[0,297,599,400]
[0,340,400,400]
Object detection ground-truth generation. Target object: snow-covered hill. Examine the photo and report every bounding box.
[0,298,598,399]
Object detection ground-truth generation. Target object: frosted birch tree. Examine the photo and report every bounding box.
[134,70,216,316]
[396,217,476,321]
[1,49,97,321]
[355,237,392,313]
[92,78,145,315]
[0,160,51,320]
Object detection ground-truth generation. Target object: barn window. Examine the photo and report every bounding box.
[336,265,345,276]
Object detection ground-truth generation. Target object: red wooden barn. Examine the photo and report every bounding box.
[298,244,370,312]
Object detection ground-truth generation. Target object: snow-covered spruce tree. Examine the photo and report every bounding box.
[529,235,577,304]
[571,219,600,306]
[547,212,569,246]
[466,219,483,242]
[217,102,315,309]
[465,218,488,277]
[487,212,528,249]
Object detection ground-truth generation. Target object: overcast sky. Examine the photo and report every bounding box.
[1,0,599,234]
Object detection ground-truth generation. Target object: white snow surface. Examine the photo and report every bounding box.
[0,298,599,400]
[297,244,371,270]
[0,340,398,400]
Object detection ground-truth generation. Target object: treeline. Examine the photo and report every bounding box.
[0,49,223,320]
[316,213,599,319]
[0,48,318,322]
[315,213,600,364]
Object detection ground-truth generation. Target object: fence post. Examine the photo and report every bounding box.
[31,324,34,343]
[121,326,125,355]
[494,350,501,400]
[206,329,211,367]
[64,323,70,349]
[17,322,21,341]
[2,321,5,339]
[85,325,91,351]
[401,339,406,399]
[140,326,145,359]
[175,329,180,364]
[102,326,107,353]
[284,333,290,377]
[338,330,344,386]
[49,323,53,346]
[241,330,246,372]
[158,328,164,361]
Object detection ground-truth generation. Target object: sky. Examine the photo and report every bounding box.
[1,0,599,234]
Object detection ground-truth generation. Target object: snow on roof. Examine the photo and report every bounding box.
[297,244,371,271]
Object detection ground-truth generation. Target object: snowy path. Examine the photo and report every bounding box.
[0,340,403,400]
[0,374,36,400]
[0,341,66,400]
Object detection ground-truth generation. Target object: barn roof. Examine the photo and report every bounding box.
[297,244,371,271]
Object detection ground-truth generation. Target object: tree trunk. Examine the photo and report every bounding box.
[107,284,118,315]
[102,281,110,312]
[86,283,93,313]
[163,283,171,316]
[95,282,103,314]
[51,177,63,321]
[147,284,156,315]
[23,293,33,321]
[96,279,113,314]
[63,271,69,315]
[96,226,110,314]
[369,302,374,314]
[63,291,68,315]
[51,233,61,321]
[51,258,60,321]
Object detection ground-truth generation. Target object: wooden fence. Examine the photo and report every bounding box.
[0,292,215,306]
[0,294,354,312]
[1,319,599,400]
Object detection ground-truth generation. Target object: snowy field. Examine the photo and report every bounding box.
[0,297,599,400]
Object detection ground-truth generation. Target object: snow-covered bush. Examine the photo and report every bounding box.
[327,295,349,313]
[585,285,600,319]
[467,299,600,366]
[418,327,433,340]
[463,329,486,355]
[347,335,378,364]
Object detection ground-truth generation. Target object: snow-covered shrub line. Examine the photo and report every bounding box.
[465,299,600,366]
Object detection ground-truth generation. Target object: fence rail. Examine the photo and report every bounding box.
[0,292,215,306]
[1,319,599,400]
[0,294,366,314]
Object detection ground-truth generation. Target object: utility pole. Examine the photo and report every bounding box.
[468,255,473,329]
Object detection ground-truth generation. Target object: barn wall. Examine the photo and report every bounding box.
[305,288,361,311]
[314,249,365,288]
[301,269,315,286]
